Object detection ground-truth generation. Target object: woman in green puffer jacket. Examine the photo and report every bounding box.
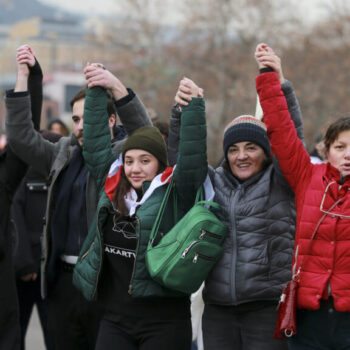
[73,69,207,350]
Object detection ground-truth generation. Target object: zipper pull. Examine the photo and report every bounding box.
[182,247,189,258]
[199,230,206,239]
[181,241,198,258]
[193,253,198,263]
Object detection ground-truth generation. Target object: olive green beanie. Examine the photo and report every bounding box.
[122,126,168,168]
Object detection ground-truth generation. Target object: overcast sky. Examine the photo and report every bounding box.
[39,0,185,25]
[39,0,118,16]
[39,0,331,25]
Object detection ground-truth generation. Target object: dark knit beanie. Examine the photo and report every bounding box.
[122,126,168,168]
[223,115,271,159]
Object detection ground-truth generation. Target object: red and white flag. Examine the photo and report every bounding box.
[105,155,214,216]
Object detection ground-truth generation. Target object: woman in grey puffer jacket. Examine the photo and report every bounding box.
[169,45,303,350]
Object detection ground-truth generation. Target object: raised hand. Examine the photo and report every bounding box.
[84,63,128,100]
[254,43,285,84]
[15,44,36,91]
[16,44,36,68]
[174,77,204,106]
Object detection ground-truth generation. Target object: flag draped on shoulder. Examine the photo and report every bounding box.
[104,155,175,216]
[104,155,214,216]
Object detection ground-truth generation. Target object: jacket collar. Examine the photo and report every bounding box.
[324,162,350,187]
[105,155,174,215]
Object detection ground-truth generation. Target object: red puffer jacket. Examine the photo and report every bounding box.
[256,72,350,312]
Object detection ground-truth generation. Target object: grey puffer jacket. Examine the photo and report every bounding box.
[203,80,303,305]
[204,160,295,304]
[168,80,303,305]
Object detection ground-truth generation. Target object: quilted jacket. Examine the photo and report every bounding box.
[257,71,350,312]
[203,80,303,305]
[73,87,208,301]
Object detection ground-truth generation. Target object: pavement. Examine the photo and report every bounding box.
[26,307,46,350]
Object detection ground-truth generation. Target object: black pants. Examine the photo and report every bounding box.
[0,294,20,350]
[288,299,350,349]
[16,276,52,350]
[47,266,102,350]
[202,303,287,350]
[95,311,192,350]
[0,247,20,350]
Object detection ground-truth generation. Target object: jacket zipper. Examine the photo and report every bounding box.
[230,186,241,303]
[128,215,141,295]
[80,242,95,262]
[91,205,108,300]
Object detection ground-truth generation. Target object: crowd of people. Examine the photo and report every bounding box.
[0,41,350,350]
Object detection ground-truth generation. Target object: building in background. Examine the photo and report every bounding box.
[0,0,129,132]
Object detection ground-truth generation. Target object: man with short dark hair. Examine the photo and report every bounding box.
[6,58,151,350]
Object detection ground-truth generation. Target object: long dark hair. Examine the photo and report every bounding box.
[113,163,166,217]
[113,169,131,217]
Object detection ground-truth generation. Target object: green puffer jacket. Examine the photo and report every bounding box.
[73,87,207,301]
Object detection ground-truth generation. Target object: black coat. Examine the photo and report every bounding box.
[0,60,42,350]
[12,168,49,277]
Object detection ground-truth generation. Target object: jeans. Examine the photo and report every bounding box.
[288,299,350,350]
[202,303,287,350]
